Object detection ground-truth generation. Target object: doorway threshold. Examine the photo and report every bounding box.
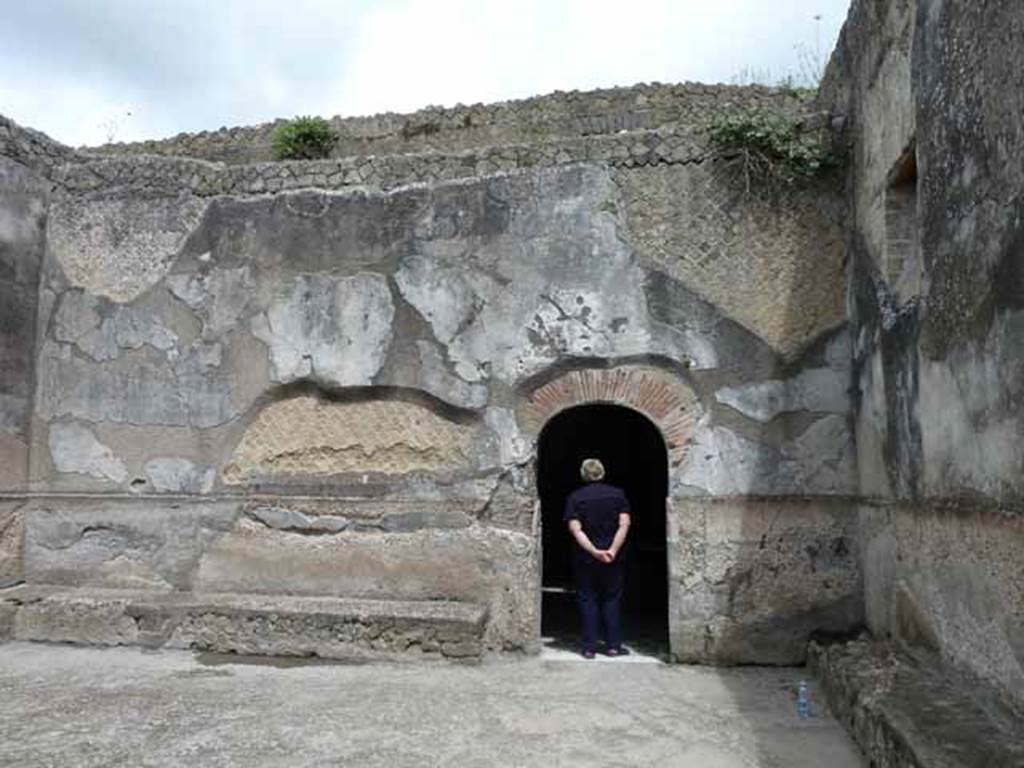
[540,637,665,664]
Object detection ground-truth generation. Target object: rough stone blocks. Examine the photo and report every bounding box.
[1,586,489,663]
[669,498,862,665]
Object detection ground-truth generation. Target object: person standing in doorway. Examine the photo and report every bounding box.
[564,458,631,659]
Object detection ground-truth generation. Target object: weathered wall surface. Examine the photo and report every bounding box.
[0,119,59,491]
[671,498,860,665]
[0,159,44,492]
[4,82,856,660]
[34,157,850,499]
[19,496,535,651]
[0,116,72,585]
[821,0,1024,709]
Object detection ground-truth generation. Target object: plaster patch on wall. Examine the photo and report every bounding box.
[53,291,178,362]
[918,327,1024,501]
[394,254,481,348]
[21,500,240,591]
[52,291,102,345]
[166,265,254,339]
[782,415,858,493]
[247,505,349,534]
[36,339,237,428]
[47,194,208,303]
[394,254,492,383]
[223,397,475,483]
[675,414,856,496]
[715,367,850,422]
[854,347,893,498]
[675,421,777,496]
[48,422,128,484]
[484,407,530,466]
[143,458,215,493]
[251,273,394,387]
[859,504,1024,711]
[415,340,489,410]
[0,433,27,490]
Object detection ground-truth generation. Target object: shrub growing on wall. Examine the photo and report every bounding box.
[708,110,837,191]
[271,116,338,160]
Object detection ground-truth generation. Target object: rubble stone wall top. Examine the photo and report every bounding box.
[0,115,77,177]
[90,82,807,164]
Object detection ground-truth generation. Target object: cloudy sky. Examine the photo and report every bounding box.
[1,0,850,148]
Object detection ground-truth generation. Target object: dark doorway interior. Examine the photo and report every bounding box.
[538,403,669,656]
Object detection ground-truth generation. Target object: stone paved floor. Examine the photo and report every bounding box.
[0,642,864,767]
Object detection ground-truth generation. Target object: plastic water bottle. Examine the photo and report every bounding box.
[797,681,810,718]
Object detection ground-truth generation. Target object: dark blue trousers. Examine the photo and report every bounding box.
[575,558,624,652]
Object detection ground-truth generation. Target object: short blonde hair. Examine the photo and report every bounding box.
[580,458,605,482]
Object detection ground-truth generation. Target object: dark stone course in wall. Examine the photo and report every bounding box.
[58,127,711,199]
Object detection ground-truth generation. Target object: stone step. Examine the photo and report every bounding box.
[809,639,1024,768]
[0,585,487,663]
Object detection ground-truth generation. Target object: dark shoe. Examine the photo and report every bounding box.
[605,647,628,657]
[582,649,596,659]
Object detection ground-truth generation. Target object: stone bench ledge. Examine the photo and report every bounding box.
[1,585,487,663]
[809,639,1024,767]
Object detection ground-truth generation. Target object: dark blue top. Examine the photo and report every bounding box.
[563,482,631,551]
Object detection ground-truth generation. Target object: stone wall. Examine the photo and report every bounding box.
[820,0,1024,710]
[0,115,77,178]
[92,82,806,164]
[33,159,850,498]
[0,159,45,492]
[1,80,858,660]
[672,498,860,665]
[0,117,67,585]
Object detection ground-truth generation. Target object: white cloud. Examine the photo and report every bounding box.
[338,0,846,115]
[0,0,850,146]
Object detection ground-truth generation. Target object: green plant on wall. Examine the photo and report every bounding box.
[708,109,837,191]
[271,116,338,160]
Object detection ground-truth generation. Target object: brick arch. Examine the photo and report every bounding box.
[521,365,700,465]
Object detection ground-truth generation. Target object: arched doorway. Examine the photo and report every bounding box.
[537,403,669,656]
